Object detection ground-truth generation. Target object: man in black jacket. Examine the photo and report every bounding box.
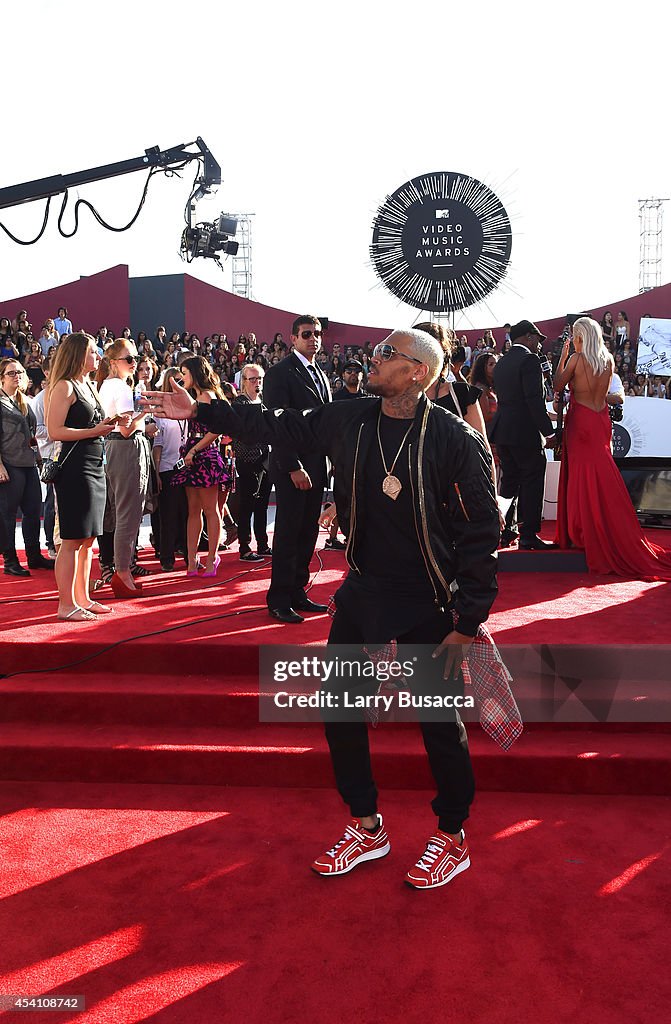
[490,320,556,550]
[261,315,331,623]
[143,327,499,890]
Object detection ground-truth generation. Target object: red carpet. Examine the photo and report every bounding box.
[1,527,670,1022]
[1,540,670,674]
[0,783,669,1024]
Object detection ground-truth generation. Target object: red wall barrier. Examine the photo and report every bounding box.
[182,275,391,349]
[0,265,130,336]
[2,264,670,353]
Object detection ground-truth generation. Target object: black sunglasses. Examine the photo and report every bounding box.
[372,342,423,365]
[300,329,322,340]
[116,355,137,364]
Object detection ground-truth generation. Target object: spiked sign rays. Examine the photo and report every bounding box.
[370,171,512,313]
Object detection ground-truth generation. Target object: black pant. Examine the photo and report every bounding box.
[236,463,271,554]
[158,471,187,561]
[497,443,546,539]
[0,463,42,558]
[43,482,55,549]
[266,470,325,608]
[324,597,475,834]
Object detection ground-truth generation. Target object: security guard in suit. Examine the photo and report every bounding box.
[262,315,331,622]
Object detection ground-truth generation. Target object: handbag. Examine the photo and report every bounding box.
[40,442,78,484]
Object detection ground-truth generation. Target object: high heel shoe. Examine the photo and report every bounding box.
[201,555,221,578]
[110,572,143,598]
[187,558,203,577]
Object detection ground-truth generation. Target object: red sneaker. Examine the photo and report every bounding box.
[405,829,470,889]
[311,815,390,876]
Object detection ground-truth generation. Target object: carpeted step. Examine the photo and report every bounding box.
[2,671,669,733]
[0,721,668,795]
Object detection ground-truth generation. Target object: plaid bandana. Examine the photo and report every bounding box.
[326,596,522,749]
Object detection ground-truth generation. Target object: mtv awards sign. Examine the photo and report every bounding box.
[370,171,512,313]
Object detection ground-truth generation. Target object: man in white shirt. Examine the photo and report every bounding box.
[53,307,73,338]
[608,372,625,405]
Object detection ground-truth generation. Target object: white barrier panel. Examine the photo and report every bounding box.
[543,459,560,521]
[614,397,671,457]
[542,399,671,519]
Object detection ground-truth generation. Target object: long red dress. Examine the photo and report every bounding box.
[556,399,671,578]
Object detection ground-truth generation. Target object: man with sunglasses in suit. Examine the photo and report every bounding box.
[261,315,332,624]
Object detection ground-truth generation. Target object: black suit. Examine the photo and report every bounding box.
[490,344,554,540]
[262,352,330,608]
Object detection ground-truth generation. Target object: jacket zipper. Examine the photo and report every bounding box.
[453,482,470,521]
[409,442,441,609]
[345,422,364,574]
[415,403,453,605]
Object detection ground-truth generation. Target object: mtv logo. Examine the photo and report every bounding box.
[435,209,450,219]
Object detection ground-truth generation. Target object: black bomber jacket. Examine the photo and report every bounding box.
[198,392,499,636]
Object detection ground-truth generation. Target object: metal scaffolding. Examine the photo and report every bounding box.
[638,198,668,293]
[229,213,255,299]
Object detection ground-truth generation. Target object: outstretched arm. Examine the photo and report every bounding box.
[142,379,333,456]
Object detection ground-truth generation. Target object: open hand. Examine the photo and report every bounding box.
[141,378,197,420]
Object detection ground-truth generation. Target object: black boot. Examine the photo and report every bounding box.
[26,548,55,570]
[3,551,31,577]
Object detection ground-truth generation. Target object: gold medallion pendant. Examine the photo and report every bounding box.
[382,474,402,500]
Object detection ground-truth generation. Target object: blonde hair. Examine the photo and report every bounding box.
[0,358,28,415]
[390,329,444,390]
[573,317,611,376]
[241,362,265,383]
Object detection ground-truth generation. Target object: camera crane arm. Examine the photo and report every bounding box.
[0,136,237,264]
[0,137,221,211]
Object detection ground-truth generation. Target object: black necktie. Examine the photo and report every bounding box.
[308,364,326,402]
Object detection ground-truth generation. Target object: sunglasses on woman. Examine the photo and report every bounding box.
[372,342,423,365]
[115,355,137,364]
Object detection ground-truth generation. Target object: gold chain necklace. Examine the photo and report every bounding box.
[376,410,414,501]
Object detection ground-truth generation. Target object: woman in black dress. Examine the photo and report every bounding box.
[46,333,117,620]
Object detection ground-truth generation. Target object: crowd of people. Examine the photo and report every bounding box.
[2,303,671,402]
[1,301,670,592]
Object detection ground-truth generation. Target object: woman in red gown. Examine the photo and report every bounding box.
[554,316,671,579]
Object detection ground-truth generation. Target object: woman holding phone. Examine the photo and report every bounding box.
[98,338,150,598]
[46,333,118,619]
